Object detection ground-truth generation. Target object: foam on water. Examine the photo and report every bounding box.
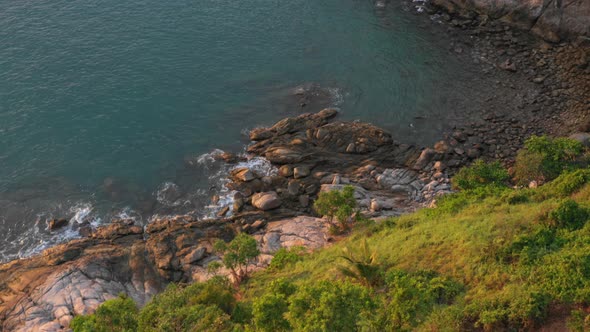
[0,201,105,261]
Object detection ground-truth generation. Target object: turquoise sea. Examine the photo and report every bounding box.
[0,0,474,261]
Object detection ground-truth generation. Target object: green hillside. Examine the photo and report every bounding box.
[71,136,590,332]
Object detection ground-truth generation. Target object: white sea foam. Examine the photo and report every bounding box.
[326,87,344,107]
[193,150,278,219]
[114,207,143,225]
[196,149,225,167]
[5,201,103,262]
[413,0,428,13]
[156,181,187,207]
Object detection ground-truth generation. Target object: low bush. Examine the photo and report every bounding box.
[528,169,590,202]
[268,246,306,271]
[463,288,550,331]
[70,294,138,332]
[371,270,462,331]
[513,136,584,185]
[251,279,296,332]
[286,280,375,331]
[548,199,589,230]
[567,309,590,332]
[537,247,590,303]
[498,227,563,265]
[451,160,510,191]
[137,278,237,331]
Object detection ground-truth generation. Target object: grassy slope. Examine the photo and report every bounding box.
[72,165,590,331]
[243,173,590,330]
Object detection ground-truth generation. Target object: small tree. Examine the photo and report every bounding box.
[314,185,358,233]
[214,233,260,287]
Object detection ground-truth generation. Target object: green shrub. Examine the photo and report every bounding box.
[501,190,531,205]
[548,199,589,230]
[506,290,551,327]
[451,159,509,191]
[268,246,305,271]
[430,185,507,216]
[463,289,550,331]
[530,169,590,202]
[499,227,563,264]
[71,294,138,332]
[286,280,375,331]
[138,279,236,332]
[251,280,296,332]
[373,270,463,331]
[514,136,584,185]
[537,248,590,303]
[314,185,358,233]
[252,293,291,331]
[214,233,260,286]
[567,309,590,332]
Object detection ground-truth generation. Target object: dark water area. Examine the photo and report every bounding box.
[0,0,481,261]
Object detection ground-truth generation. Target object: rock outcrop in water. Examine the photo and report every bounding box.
[431,0,590,42]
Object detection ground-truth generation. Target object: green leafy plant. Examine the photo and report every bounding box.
[567,309,590,332]
[214,233,260,287]
[451,159,509,190]
[286,280,375,331]
[71,294,138,332]
[514,135,584,185]
[138,279,236,332]
[268,246,306,271]
[313,185,358,233]
[548,199,589,230]
[251,279,296,332]
[337,239,383,288]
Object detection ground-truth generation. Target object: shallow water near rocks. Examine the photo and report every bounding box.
[0,0,483,262]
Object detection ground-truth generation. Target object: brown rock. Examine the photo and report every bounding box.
[413,148,436,170]
[230,168,257,182]
[47,218,68,231]
[250,128,273,141]
[251,192,282,211]
[279,165,294,177]
[293,166,310,179]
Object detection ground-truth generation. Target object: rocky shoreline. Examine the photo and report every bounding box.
[1,2,589,331]
[431,0,589,43]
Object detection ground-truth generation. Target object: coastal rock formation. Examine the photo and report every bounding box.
[431,0,590,42]
[0,213,333,331]
[0,109,501,331]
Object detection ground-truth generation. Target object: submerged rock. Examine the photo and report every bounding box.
[47,218,68,231]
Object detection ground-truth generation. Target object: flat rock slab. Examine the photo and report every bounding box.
[260,216,329,254]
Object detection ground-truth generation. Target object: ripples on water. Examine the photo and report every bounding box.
[0,0,478,261]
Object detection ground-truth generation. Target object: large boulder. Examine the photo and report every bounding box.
[259,216,329,254]
[251,192,282,211]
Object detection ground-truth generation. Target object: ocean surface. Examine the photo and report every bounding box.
[0,0,475,262]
